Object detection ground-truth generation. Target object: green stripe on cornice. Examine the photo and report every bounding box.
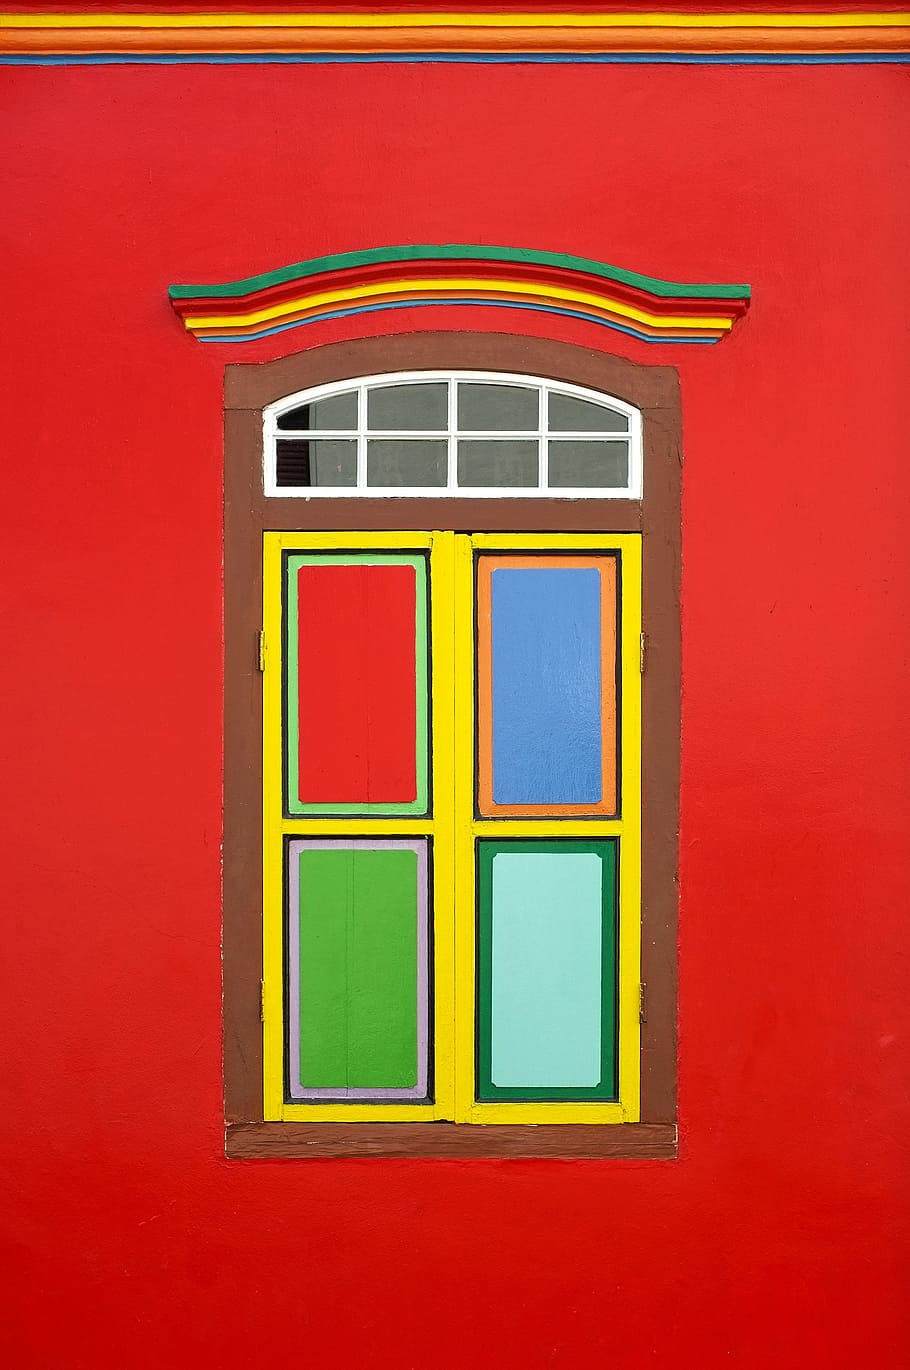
[169,244,751,302]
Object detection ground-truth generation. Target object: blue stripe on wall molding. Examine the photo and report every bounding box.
[3,53,910,67]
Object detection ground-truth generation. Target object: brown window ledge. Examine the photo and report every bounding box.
[226,1121,677,1160]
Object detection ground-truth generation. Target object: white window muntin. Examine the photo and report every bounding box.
[263,370,643,499]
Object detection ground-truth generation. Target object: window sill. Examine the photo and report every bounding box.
[225,1121,677,1160]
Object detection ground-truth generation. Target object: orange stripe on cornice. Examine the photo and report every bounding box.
[4,26,910,55]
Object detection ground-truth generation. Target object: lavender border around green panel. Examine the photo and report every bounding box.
[287,838,430,1101]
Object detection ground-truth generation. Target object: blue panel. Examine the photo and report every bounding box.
[490,852,603,1088]
[491,566,602,804]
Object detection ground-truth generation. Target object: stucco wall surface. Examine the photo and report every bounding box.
[1,60,908,1369]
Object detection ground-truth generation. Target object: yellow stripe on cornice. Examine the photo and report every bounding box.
[3,12,909,29]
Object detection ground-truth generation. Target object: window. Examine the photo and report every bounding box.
[224,332,679,1159]
[263,528,638,1127]
[265,372,642,497]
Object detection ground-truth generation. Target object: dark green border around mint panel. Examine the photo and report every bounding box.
[476,838,618,1102]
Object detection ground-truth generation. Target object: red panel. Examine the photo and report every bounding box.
[296,562,417,804]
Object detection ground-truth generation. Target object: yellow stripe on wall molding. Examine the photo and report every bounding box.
[3,12,909,29]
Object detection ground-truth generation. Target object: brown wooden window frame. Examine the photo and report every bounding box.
[224,332,680,1159]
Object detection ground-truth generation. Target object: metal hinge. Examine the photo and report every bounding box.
[639,632,648,674]
[257,630,266,673]
[259,980,265,1023]
[639,982,648,1024]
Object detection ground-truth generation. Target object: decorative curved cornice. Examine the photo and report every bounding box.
[169,245,751,345]
[2,11,908,65]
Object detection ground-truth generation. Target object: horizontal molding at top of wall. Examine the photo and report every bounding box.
[168,243,752,347]
[1,11,909,63]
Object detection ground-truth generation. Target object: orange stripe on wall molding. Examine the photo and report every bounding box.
[4,26,910,54]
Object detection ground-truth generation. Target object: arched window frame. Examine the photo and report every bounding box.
[223,332,680,1160]
[262,371,644,499]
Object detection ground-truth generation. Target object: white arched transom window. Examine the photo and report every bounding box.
[263,371,643,498]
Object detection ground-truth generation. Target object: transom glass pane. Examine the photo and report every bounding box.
[277,391,358,432]
[457,382,538,432]
[367,440,448,487]
[548,440,629,489]
[458,440,538,488]
[548,393,628,433]
[276,439,357,487]
[368,383,448,431]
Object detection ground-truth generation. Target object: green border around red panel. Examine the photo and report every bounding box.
[284,552,430,816]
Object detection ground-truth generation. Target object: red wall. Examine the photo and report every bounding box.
[2,61,908,1369]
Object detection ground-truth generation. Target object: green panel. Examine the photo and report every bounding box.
[476,839,618,1101]
[298,848,419,1089]
[284,552,429,816]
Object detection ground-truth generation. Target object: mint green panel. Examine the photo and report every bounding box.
[491,852,602,1087]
